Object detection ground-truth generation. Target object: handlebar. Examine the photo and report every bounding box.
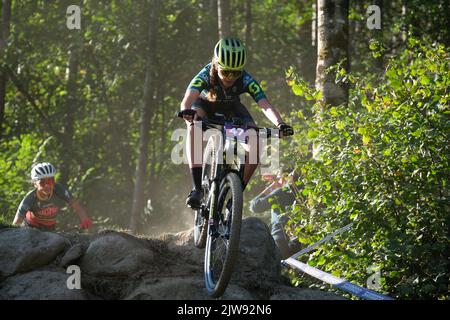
[178,109,196,118]
[177,109,293,137]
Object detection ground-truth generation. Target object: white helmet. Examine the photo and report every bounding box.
[31,162,56,180]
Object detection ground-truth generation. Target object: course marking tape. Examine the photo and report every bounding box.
[282,258,394,300]
[290,223,353,259]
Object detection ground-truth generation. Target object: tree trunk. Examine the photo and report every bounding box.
[298,0,316,85]
[401,0,407,42]
[245,0,252,51]
[60,43,80,185]
[312,0,317,47]
[315,0,349,107]
[372,0,384,73]
[158,88,166,177]
[209,0,218,40]
[218,0,231,38]
[129,0,160,234]
[0,0,12,135]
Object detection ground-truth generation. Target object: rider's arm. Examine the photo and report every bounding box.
[69,199,88,221]
[12,194,32,226]
[180,90,201,123]
[260,181,281,197]
[249,187,283,213]
[12,212,24,226]
[69,199,93,229]
[243,73,285,126]
[181,64,209,111]
[250,186,296,214]
[55,184,92,229]
[180,89,200,111]
[257,98,285,127]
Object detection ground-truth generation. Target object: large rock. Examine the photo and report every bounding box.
[0,228,70,277]
[269,285,347,300]
[231,217,282,293]
[80,232,155,277]
[59,244,84,267]
[125,276,253,300]
[0,271,87,300]
[0,224,347,300]
[162,229,204,268]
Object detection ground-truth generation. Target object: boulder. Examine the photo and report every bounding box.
[162,229,204,267]
[80,232,154,277]
[269,285,347,300]
[0,228,70,277]
[0,271,87,300]
[59,244,84,267]
[0,223,347,300]
[231,217,282,293]
[125,276,253,300]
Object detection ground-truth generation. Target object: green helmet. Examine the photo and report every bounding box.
[214,38,246,71]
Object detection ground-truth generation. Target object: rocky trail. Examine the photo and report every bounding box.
[0,217,344,300]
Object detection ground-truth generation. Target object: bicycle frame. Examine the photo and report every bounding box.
[202,118,280,296]
[202,118,273,186]
[179,111,286,297]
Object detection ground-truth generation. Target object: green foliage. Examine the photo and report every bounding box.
[0,133,49,220]
[1,0,449,298]
[2,0,318,233]
[287,39,449,299]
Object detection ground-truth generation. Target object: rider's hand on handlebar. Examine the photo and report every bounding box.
[278,122,294,137]
[178,109,197,123]
[80,217,93,229]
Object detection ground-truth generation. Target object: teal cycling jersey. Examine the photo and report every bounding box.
[187,63,267,103]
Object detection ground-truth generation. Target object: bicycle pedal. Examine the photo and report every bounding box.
[187,203,201,210]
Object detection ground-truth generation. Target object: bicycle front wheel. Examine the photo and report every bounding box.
[194,135,217,248]
[204,172,243,298]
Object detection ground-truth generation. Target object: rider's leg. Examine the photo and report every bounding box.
[231,101,258,190]
[271,209,291,259]
[186,107,206,207]
[243,128,259,189]
[243,139,259,189]
[243,163,258,189]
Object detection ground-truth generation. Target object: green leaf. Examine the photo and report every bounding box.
[307,129,319,139]
[335,121,345,130]
[420,76,430,85]
[357,127,367,135]
[292,84,304,96]
[363,135,371,144]
[316,255,326,266]
[314,90,323,100]
[350,212,359,220]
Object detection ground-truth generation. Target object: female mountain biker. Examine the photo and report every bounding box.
[179,37,293,208]
[12,162,93,231]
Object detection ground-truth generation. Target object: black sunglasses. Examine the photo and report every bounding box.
[219,69,242,79]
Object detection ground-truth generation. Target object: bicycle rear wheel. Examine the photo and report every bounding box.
[204,172,243,298]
